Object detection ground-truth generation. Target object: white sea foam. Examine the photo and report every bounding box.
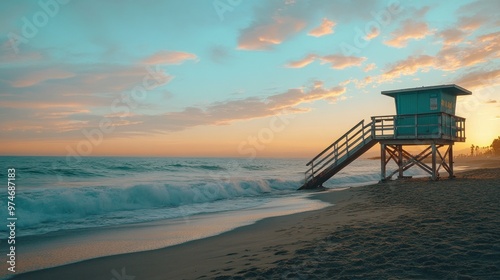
[0,156,429,238]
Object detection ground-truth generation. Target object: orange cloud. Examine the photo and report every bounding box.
[143,50,197,65]
[11,68,74,88]
[377,30,499,83]
[286,53,366,69]
[437,28,467,45]
[352,76,374,89]
[36,109,91,120]
[457,16,485,31]
[477,31,500,42]
[364,63,376,72]
[267,83,345,109]
[454,68,500,90]
[437,33,499,71]
[384,20,433,48]
[238,16,306,50]
[286,54,316,68]
[0,78,347,140]
[319,55,366,69]
[0,101,85,109]
[308,18,335,37]
[364,28,380,40]
[381,55,434,81]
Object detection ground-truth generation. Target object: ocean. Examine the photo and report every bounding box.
[0,156,430,276]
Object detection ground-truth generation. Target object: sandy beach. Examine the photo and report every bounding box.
[13,161,500,279]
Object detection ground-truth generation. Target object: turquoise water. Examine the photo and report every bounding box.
[0,156,435,276]
[0,156,428,238]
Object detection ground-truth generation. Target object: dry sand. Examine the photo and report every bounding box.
[14,165,500,279]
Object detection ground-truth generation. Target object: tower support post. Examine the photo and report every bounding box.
[380,143,386,181]
[448,144,454,178]
[378,140,456,182]
[397,145,403,179]
[431,143,437,180]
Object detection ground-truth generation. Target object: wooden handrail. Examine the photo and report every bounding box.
[306,120,364,166]
[303,112,466,188]
[305,120,373,180]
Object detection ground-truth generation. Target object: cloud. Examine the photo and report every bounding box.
[433,1,499,47]
[456,0,499,30]
[0,47,43,64]
[238,16,306,50]
[453,68,500,90]
[436,28,467,45]
[10,68,75,88]
[0,64,173,110]
[319,55,366,69]
[0,80,347,138]
[477,31,500,42]
[382,6,432,47]
[286,54,317,68]
[437,32,500,71]
[142,50,197,65]
[308,18,336,37]
[364,28,380,40]
[384,19,433,48]
[377,30,500,83]
[236,0,391,51]
[363,63,376,72]
[154,81,346,130]
[381,55,434,81]
[457,16,486,31]
[286,53,366,69]
[352,76,374,89]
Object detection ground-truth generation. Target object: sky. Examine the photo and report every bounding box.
[0,0,499,158]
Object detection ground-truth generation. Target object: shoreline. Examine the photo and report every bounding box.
[10,187,361,280]
[1,193,329,277]
[10,162,500,279]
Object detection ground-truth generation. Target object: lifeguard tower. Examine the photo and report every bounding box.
[300,84,471,190]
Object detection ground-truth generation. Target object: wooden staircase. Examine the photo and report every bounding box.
[299,119,378,190]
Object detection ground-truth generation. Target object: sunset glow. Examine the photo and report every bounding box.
[1,0,498,157]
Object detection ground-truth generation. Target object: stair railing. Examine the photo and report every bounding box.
[304,120,373,184]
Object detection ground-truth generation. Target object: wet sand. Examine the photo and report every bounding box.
[13,164,500,279]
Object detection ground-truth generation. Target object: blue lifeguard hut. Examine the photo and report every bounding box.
[300,84,471,189]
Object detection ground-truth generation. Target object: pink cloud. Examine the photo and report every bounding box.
[381,55,435,81]
[375,31,499,84]
[454,68,500,90]
[364,28,380,40]
[1,64,174,121]
[285,54,316,68]
[437,28,467,45]
[0,101,85,109]
[94,81,347,135]
[457,16,485,31]
[384,20,433,48]
[456,0,497,30]
[352,76,374,89]
[238,16,306,50]
[11,68,75,88]
[267,83,345,109]
[308,18,336,37]
[319,55,366,69]
[477,31,500,42]
[286,53,366,70]
[438,33,499,71]
[143,50,197,65]
[363,63,376,72]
